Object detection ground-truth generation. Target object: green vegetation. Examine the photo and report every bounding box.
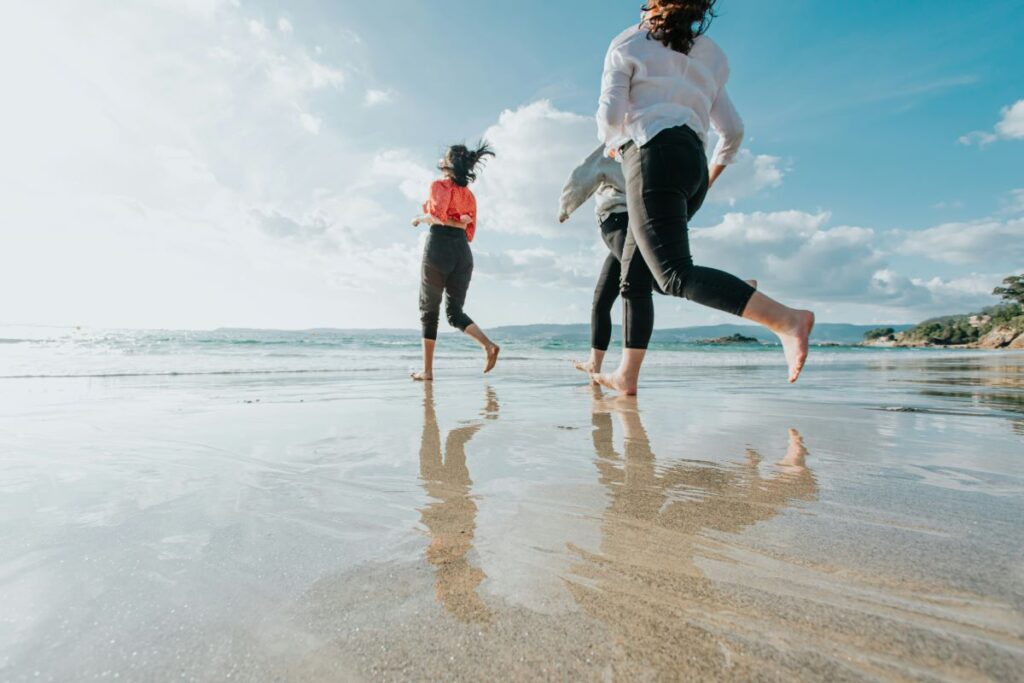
[868,273,1024,347]
[993,274,1024,308]
[863,327,896,341]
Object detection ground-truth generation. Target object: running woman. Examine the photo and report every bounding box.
[558,144,629,379]
[559,144,756,382]
[411,142,500,381]
[594,0,814,394]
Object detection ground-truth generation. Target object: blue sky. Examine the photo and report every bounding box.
[1,0,1021,329]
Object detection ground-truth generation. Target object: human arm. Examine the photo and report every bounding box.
[596,41,632,155]
[708,86,744,187]
[558,146,607,223]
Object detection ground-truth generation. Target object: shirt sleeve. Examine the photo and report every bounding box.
[558,146,606,221]
[709,86,744,166]
[596,41,632,151]
[465,192,477,241]
[424,181,451,222]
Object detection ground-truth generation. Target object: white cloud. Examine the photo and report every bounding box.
[369,150,434,202]
[995,100,1024,139]
[0,2,421,329]
[364,88,396,106]
[277,17,293,34]
[898,217,1024,265]
[472,100,596,237]
[705,148,786,205]
[959,99,1024,146]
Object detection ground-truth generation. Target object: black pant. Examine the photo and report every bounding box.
[620,125,755,349]
[592,212,628,351]
[420,226,475,340]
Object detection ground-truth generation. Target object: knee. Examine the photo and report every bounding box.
[619,277,652,301]
[445,306,470,330]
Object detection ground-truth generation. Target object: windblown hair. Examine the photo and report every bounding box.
[642,0,718,55]
[438,141,495,187]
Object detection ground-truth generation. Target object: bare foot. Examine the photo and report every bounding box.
[590,370,637,396]
[411,371,433,381]
[483,344,500,374]
[572,359,601,384]
[746,279,758,290]
[777,311,815,383]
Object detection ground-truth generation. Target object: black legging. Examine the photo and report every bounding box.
[619,125,756,349]
[419,225,474,340]
[591,212,628,351]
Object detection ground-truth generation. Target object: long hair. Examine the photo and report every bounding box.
[438,141,495,187]
[642,0,718,55]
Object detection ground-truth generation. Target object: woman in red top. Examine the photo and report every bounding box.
[410,142,500,381]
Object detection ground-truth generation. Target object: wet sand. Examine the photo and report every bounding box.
[1,351,1023,681]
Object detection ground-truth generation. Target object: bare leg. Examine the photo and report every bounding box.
[573,348,606,381]
[591,348,645,396]
[463,323,500,374]
[587,279,758,394]
[741,291,815,383]
[412,338,436,381]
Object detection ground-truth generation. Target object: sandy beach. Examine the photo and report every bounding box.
[1,331,1023,681]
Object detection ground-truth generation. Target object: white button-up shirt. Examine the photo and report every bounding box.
[597,26,744,166]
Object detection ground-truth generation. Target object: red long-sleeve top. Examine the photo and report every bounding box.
[423,179,478,242]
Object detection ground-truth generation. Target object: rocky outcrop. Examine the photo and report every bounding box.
[699,333,760,345]
[1009,334,1024,350]
[977,326,1022,349]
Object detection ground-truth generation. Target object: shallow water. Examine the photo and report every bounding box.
[1,331,1022,681]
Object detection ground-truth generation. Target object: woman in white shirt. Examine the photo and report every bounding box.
[593,0,815,394]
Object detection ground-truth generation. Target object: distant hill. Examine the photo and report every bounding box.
[490,323,913,345]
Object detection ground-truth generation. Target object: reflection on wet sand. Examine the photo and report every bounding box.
[417,383,497,623]
[567,392,818,678]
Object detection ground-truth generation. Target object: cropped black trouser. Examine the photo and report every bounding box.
[619,125,756,349]
[591,212,629,351]
[419,225,474,340]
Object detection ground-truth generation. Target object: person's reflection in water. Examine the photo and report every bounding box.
[568,391,817,676]
[417,383,497,623]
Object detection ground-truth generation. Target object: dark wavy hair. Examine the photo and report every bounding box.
[438,141,495,187]
[642,0,718,55]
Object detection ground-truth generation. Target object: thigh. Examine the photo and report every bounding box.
[618,219,653,299]
[601,214,628,262]
[420,239,448,306]
[445,244,474,306]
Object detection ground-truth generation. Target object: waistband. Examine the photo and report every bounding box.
[620,124,701,154]
[600,211,628,231]
[429,224,468,239]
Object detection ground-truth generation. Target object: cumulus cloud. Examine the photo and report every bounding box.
[472,101,596,237]
[705,148,786,205]
[959,99,1024,146]
[683,211,1006,314]
[897,217,1024,265]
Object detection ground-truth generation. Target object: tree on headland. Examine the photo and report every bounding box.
[993,274,1024,309]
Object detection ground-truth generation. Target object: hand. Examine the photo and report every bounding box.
[558,213,569,224]
[458,214,472,223]
[608,148,618,160]
[411,216,422,227]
